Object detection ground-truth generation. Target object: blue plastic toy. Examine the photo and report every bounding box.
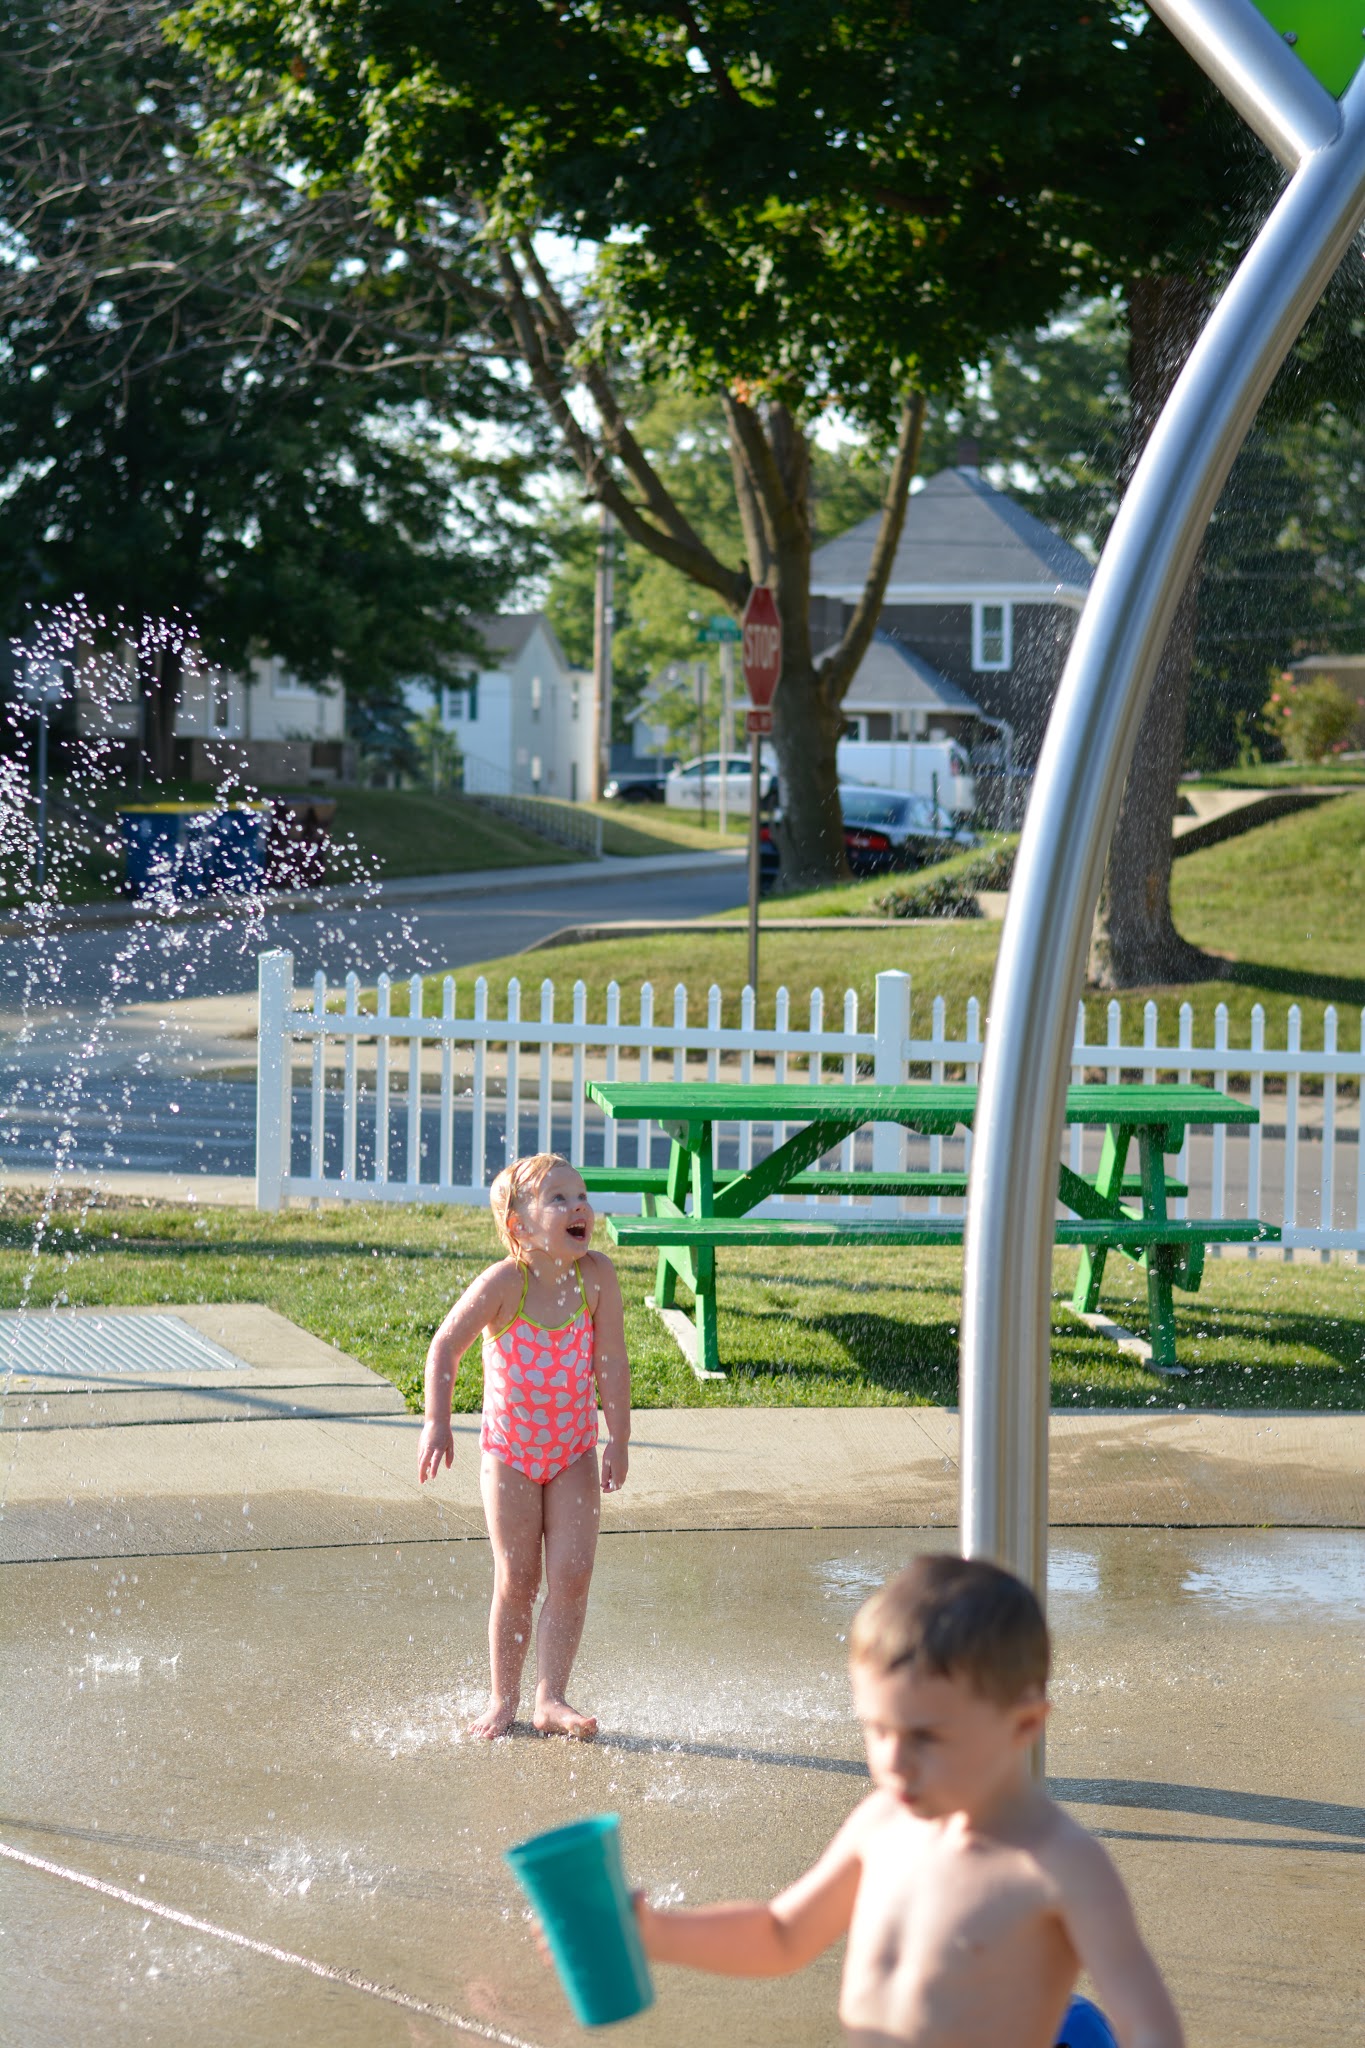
[1055,1994,1120,2047]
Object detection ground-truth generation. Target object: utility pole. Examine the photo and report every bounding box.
[719,638,733,834]
[695,659,708,829]
[592,506,614,800]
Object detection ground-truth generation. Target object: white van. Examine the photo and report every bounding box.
[834,737,976,815]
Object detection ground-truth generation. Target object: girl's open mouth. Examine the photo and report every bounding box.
[567,1222,589,1242]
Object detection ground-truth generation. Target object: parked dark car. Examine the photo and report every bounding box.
[603,766,667,803]
[839,786,976,876]
[760,783,976,889]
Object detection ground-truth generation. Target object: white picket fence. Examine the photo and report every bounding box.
[254,949,1365,1256]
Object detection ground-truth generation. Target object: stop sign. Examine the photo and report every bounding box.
[741,585,782,706]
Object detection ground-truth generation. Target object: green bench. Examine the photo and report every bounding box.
[584,1079,1275,1377]
[580,1167,1186,1201]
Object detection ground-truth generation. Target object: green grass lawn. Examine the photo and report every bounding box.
[585,801,746,856]
[4,782,581,905]
[421,793,1365,1045]
[320,789,578,878]
[2,1196,1359,1411]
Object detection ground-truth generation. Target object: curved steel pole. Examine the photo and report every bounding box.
[959,59,1365,1595]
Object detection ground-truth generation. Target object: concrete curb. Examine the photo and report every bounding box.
[521,914,949,950]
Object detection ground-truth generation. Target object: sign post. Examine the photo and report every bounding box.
[697,614,742,832]
[740,586,782,993]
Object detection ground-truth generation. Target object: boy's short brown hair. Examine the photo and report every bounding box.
[489,1152,574,1261]
[850,1555,1050,1705]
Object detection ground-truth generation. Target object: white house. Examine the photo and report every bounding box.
[404,612,596,802]
[70,646,353,784]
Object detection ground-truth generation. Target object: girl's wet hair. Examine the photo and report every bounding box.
[850,1555,1050,1705]
[489,1152,576,1262]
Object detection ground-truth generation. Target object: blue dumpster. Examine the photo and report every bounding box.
[204,806,266,895]
[119,806,189,897]
[119,804,266,899]
[176,806,266,897]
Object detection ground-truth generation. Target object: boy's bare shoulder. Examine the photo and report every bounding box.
[841,1788,907,1848]
[1030,1796,1123,1895]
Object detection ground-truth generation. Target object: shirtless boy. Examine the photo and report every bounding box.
[637,1555,1184,2048]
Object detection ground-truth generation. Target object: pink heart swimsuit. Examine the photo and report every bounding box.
[480,1261,599,1484]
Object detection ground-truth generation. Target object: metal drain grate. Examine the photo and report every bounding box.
[0,1312,246,1377]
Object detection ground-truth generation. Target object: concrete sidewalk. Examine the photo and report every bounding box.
[2,1304,1360,1563]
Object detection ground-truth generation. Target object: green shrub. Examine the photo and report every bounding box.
[1263,674,1361,764]
[874,835,1017,919]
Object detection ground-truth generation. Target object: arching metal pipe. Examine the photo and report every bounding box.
[958,4,1365,1596]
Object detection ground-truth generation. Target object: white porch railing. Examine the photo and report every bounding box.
[255,950,1365,1256]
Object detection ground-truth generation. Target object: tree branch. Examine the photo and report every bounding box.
[514,236,720,565]
[493,243,744,603]
[817,393,927,704]
[668,4,744,107]
[721,390,796,580]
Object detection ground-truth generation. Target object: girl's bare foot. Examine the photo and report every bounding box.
[533,1695,598,1740]
[469,1696,518,1739]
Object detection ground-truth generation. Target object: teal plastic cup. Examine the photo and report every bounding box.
[505,1814,654,2027]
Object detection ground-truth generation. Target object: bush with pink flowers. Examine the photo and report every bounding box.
[1262,674,1361,764]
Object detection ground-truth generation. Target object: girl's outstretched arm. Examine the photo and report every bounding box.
[584,1249,630,1492]
[417,1263,515,1483]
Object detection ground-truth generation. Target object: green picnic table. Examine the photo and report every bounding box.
[581,1081,1277,1378]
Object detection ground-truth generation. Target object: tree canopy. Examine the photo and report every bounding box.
[0,0,538,775]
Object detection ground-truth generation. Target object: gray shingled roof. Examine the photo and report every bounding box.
[841,633,983,716]
[811,467,1094,599]
[468,612,570,668]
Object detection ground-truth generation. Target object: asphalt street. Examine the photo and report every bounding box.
[1,857,749,1183]
[3,855,750,1009]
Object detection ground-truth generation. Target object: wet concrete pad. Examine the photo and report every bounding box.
[1,1527,1360,2048]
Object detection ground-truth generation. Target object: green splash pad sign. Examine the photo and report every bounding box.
[1259,2,1365,97]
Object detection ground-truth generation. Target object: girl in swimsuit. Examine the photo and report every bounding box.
[418,1153,631,1740]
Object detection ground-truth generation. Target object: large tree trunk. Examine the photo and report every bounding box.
[138,633,184,784]
[1089,273,1220,987]
[725,393,926,891]
[495,244,926,892]
[772,654,850,888]
[754,406,852,888]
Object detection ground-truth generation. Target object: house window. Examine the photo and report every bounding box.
[842,716,864,741]
[571,680,580,723]
[972,601,1012,672]
[865,712,894,742]
[273,668,320,698]
[531,754,543,787]
[531,673,542,721]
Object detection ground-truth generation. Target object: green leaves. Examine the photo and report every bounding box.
[175,1,1194,421]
